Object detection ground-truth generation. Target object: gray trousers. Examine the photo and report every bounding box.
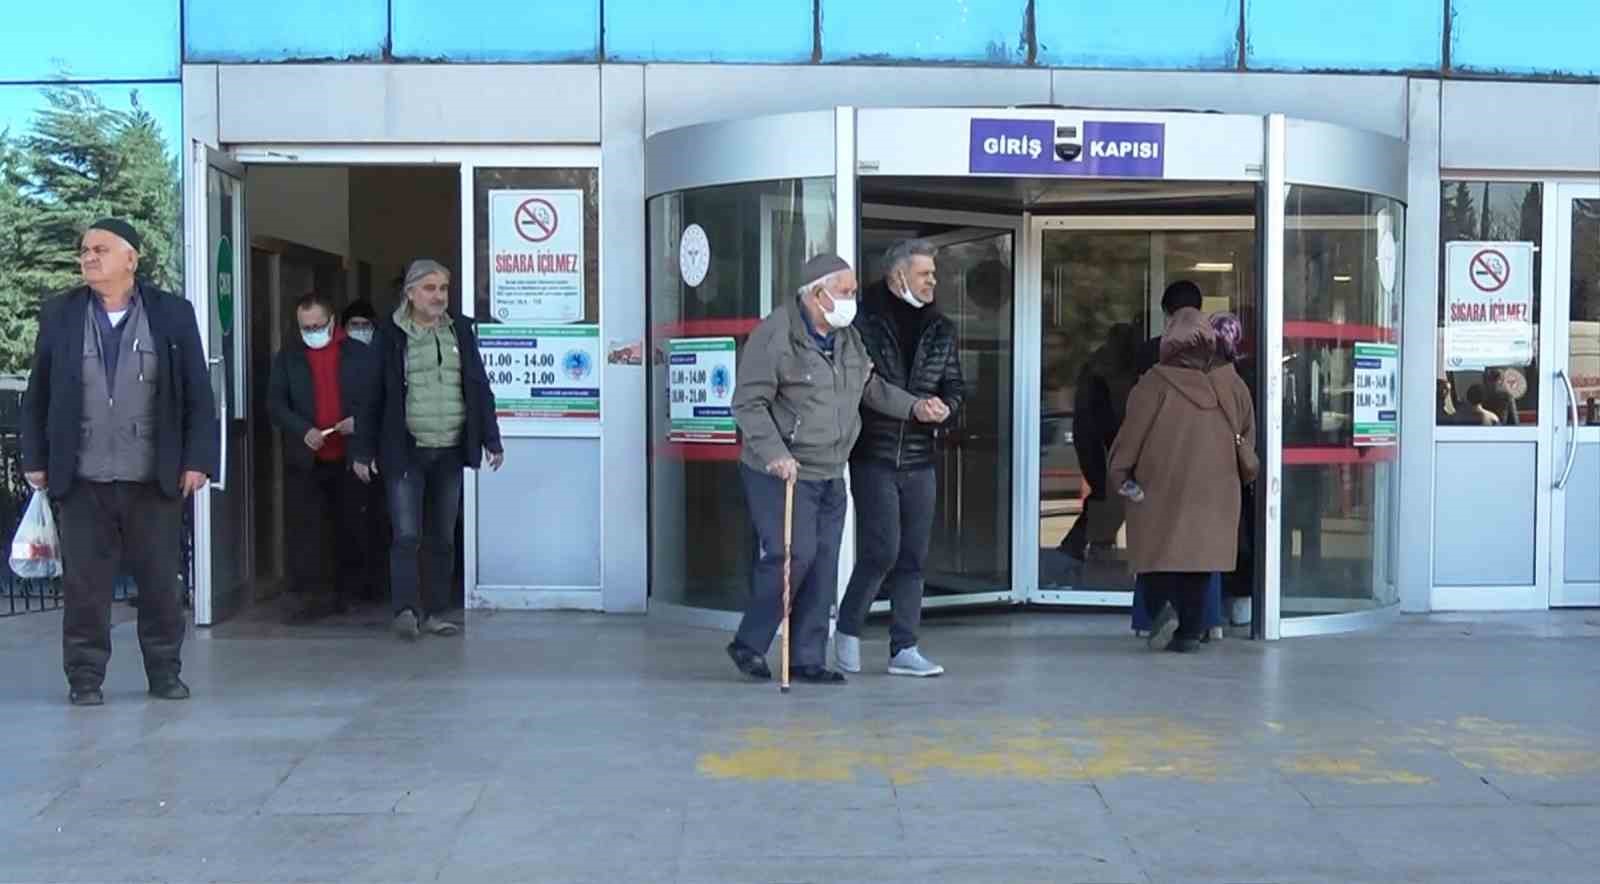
[838,462,937,656]
[733,465,846,669]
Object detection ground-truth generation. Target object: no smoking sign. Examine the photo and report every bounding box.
[514,198,558,243]
[1468,248,1510,293]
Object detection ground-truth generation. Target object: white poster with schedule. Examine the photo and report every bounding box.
[477,325,600,431]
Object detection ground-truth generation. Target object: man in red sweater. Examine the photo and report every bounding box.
[267,292,369,623]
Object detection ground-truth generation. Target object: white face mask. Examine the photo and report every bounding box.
[301,326,333,350]
[821,293,857,329]
[348,326,374,345]
[895,273,929,310]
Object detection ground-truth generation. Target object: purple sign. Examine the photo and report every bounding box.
[969,118,1165,178]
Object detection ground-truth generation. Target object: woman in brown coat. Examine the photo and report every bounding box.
[1108,307,1257,652]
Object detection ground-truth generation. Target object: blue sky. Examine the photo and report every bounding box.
[0,83,183,158]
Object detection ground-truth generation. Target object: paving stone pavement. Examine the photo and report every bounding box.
[3,606,1599,883]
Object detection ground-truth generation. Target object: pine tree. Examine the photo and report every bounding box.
[0,86,180,374]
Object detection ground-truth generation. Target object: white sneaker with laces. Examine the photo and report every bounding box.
[834,633,861,673]
[888,646,944,678]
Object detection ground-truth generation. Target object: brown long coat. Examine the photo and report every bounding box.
[1107,310,1257,575]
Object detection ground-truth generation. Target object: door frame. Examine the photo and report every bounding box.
[1549,180,1600,607]
[186,143,602,621]
[185,141,250,626]
[858,202,1028,611]
[1022,214,1258,609]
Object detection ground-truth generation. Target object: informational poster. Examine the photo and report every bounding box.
[1353,342,1399,447]
[1443,241,1535,371]
[488,189,585,324]
[478,324,600,421]
[667,337,737,444]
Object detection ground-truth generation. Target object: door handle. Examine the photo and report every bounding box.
[1555,369,1579,491]
[208,355,224,367]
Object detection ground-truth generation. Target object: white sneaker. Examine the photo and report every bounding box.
[888,647,944,678]
[834,633,861,673]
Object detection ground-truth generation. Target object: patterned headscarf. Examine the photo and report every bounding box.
[1210,312,1243,363]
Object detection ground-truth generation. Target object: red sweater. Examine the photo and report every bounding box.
[305,328,347,462]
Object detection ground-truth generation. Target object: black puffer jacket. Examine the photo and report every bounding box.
[851,281,964,470]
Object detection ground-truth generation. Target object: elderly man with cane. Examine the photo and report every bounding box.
[725,254,946,686]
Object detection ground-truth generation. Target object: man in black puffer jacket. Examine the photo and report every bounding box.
[836,239,964,678]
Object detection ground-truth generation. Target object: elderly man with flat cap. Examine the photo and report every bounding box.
[21,219,218,706]
[725,254,946,684]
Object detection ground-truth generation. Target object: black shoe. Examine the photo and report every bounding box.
[148,677,191,700]
[726,642,771,680]
[69,686,104,707]
[790,665,847,685]
[1166,637,1202,654]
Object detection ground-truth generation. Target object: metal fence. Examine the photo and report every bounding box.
[0,386,194,618]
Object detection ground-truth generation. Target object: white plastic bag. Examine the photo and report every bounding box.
[10,489,63,580]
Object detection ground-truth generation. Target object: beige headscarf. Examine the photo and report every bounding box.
[1158,307,1219,371]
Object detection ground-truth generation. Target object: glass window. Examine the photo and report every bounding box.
[648,179,835,612]
[1282,186,1404,616]
[6,0,180,81]
[1568,198,1600,426]
[1438,182,1543,427]
[185,0,386,62]
[393,0,599,61]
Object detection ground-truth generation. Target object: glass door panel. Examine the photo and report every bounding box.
[1552,189,1600,606]
[1034,222,1257,598]
[858,221,1015,601]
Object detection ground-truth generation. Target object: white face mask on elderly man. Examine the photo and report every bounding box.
[821,292,858,329]
[301,326,333,350]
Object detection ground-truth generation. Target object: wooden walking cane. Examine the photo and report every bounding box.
[780,476,796,694]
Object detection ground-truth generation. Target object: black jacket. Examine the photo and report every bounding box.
[351,313,503,477]
[850,281,964,469]
[21,282,219,500]
[267,336,369,471]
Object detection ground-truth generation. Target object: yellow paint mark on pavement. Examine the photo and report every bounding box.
[1280,752,1432,785]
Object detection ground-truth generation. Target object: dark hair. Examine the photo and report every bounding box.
[295,291,335,316]
[1466,384,1486,406]
[341,299,376,325]
[1160,280,1204,315]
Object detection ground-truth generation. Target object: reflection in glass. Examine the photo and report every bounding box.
[1570,199,1600,426]
[1437,182,1543,426]
[1036,226,1257,591]
[648,179,835,612]
[1282,187,1404,616]
[859,224,1014,595]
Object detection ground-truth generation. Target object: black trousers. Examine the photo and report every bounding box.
[733,465,846,669]
[286,460,369,604]
[58,481,185,688]
[1141,571,1211,641]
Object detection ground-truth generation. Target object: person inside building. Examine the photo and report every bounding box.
[351,259,505,641]
[836,239,962,678]
[339,298,389,604]
[267,291,368,623]
[1109,306,1257,653]
[724,253,938,685]
[21,218,218,706]
[1056,322,1140,578]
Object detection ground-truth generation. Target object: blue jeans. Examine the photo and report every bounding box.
[733,465,847,669]
[385,447,463,619]
[1132,572,1222,631]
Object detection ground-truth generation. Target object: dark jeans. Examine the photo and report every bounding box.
[1059,431,1108,558]
[58,481,185,688]
[1132,573,1223,632]
[1140,572,1211,641]
[838,462,936,656]
[733,465,846,669]
[385,447,463,620]
[286,460,368,605]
